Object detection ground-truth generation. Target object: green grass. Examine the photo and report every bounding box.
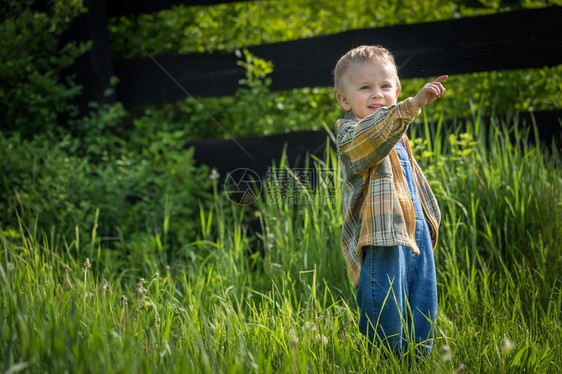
[1,114,561,373]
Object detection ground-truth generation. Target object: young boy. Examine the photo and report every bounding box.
[333,45,447,356]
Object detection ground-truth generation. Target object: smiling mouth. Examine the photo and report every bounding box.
[368,104,383,110]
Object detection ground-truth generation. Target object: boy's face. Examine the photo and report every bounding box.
[336,62,400,120]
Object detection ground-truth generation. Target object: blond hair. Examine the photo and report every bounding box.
[333,45,401,95]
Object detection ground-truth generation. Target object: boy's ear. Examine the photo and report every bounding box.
[336,92,351,111]
[395,88,401,99]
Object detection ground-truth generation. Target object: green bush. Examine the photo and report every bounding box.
[0,1,217,273]
[0,130,213,269]
[0,0,89,138]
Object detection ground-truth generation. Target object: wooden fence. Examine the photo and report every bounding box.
[62,2,562,106]
[112,6,562,106]
[61,2,561,175]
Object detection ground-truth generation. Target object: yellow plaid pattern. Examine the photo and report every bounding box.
[337,98,441,288]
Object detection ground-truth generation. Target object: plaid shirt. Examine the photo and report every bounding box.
[336,98,441,288]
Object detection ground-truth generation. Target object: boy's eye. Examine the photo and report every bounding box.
[382,84,391,89]
[360,86,370,90]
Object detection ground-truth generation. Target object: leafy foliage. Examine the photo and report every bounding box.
[132,50,341,139]
[107,0,561,139]
[108,0,561,58]
[0,1,215,264]
[0,0,89,137]
[401,65,562,122]
[0,129,213,268]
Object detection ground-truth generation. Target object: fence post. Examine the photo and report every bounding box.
[61,0,115,116]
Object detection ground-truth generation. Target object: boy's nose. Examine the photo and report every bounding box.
[371,90,383,98]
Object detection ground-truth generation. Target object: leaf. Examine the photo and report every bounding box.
[5,362,33,374]
[511,345,528,368]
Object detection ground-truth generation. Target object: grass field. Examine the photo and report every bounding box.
[1,114,561,373]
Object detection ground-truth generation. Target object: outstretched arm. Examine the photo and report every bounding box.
[411,75,448,111]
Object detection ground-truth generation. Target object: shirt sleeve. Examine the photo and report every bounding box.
[336,98,421,174]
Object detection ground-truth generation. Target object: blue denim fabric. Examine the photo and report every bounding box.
[356,141,438,356]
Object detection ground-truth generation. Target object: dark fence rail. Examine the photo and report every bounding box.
[185,110,562,181]
[113,6,562,106]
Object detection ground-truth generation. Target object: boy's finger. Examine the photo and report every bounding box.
[435,75,448,83]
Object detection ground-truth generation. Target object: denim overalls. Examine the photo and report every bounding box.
[356,139,438,356]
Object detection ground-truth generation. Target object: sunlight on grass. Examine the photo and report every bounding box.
[1,113,561,373]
